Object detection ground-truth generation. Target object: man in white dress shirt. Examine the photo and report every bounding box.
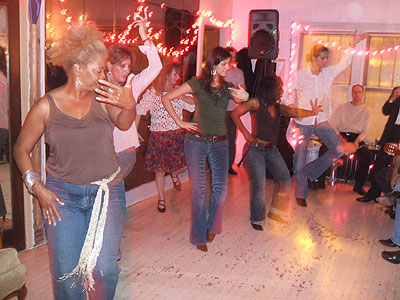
[292,31,367,207]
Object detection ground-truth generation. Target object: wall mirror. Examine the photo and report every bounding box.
[0,0,24,250]
[45,0,200,191]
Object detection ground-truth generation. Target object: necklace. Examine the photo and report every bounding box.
[210,85,224,98]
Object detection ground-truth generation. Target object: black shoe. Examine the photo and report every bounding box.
[318,181,326,190]
[379,238,400,248]
[353,186,366,196]
[382,250,400,264]
[157,199,166,213]
[228,168,238,175]
[251,222,264,231]
[296,197,307,207]
[356,195,374,202]
[385,207,396,220]
[308,179,318,191]
[391,191,400,199]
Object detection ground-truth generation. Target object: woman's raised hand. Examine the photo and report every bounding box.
[96,74,136,110]
[133,10,149,41]
[351,30,368,47]
[310,98,323,115]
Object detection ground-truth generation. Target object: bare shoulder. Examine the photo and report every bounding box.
[27,95,51,124]
[33,95,50,114]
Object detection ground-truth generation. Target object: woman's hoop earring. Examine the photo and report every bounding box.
[211,69,216,76]
[107,71,112,81]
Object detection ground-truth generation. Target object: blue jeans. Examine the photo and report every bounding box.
[45,175,126,300]
[243,144,291,224]
[392,203,400,245]
[294,122,342,199]
[184,139,229,246]
[391,181,400,245]
[394,181,400,193]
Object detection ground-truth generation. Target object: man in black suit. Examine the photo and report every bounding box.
[357,87,400,202]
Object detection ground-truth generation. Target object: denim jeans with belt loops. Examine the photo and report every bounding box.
[44,175,126,300]
[184,139,229,246]
[293,121,342,199]
[243,144,291,224]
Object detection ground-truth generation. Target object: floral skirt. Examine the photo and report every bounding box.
[144,129,186,173]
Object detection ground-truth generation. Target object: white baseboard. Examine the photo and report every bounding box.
[125,171,189,207]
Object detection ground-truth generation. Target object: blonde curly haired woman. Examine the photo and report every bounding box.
[14,21,140,299]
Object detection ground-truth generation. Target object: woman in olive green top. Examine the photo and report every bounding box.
[162,47,248,251]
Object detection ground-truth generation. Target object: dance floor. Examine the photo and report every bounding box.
[19,167,400,300]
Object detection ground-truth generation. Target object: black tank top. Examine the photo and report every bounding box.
[251,102,281,145]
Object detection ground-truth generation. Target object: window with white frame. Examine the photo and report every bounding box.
[297,31,400,141]
[364,35,400,140]
[298,33,353,114]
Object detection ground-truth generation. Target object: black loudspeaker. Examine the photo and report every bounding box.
[248,10,279,59]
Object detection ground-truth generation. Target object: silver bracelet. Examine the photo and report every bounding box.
[22,169,42,194]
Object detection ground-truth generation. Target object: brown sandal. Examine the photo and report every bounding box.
[171,174,181,191]
[157,199,166,213]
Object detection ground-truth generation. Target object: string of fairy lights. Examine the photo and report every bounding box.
[287,21,400,95]
[45,0,235,57]
[287,21,396,159]
[46,2,394,160]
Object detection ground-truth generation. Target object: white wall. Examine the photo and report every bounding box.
[199,0,232,21]
[232,0,400,80]
[199,0,233,46]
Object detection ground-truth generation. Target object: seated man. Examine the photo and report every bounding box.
[328,84,372,195]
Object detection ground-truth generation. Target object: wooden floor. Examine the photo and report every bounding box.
[19,167,400,300]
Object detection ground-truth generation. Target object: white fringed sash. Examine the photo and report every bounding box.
[59,167,121,290]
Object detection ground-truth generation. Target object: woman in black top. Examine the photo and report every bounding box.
[232,75,320,229]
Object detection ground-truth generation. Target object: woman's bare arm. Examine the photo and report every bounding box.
[14,97,64,225]
[231,98,258,144]
[161,83,198,132]
[280,98,322,118]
